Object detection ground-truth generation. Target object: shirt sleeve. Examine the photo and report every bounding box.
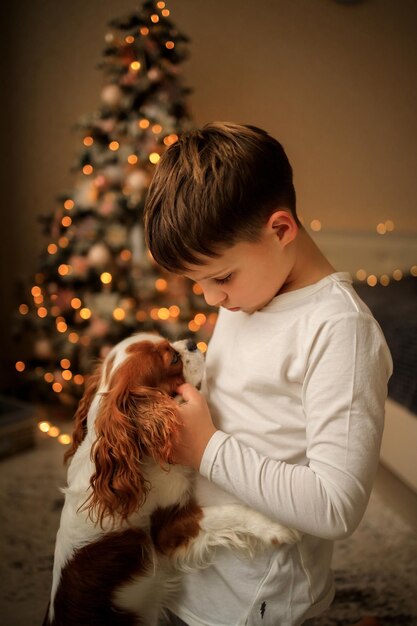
[199,313,393,540]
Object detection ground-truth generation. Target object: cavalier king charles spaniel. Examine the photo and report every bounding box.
[43,332,300,626]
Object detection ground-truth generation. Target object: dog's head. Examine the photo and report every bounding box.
[66,333,205,526]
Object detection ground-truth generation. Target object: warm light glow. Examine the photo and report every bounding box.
[149,152,160,164]
[366,274,377,287]
[376,223,387,235]
[152,124,162,134]
[163,134,178,146]
[38,421,51,433]
[34,294,44,305]
[162,9,170,16]
[113,307,126,321]
[139,119,150,129]
[15,361,25,372]
[157,1,165,8]
[125,35,135,44]
[62,216,72,227]
[356,269,367,281]
[140,27,149,36]
[57,321,68,333]
[411,265,417,277]
[83,165,93,175]
[71,297,82,309]
[31,286,42,297]
[48,425,61,436]
[151,14,159,23]
[73,374,84,385]
[83,136,94,147]
[130,61,141,71]
[62,370,72,381]
[100,272,112,284]
[150,308,159,320]
[380,274,390,286]
[68,332,79,343]
[59,236,69,248]
[80,308,92,320]
[127,154,138,165]
[38,307,48,318]
[158,307,170,320]
[44,373,54,383]
[51,305,61,316]
[385,219,395,231]
[58,264,70,276]
[197,342,208,353]
[109,141,120,151]
[19,304,29,315]
[166,41,175,50]
[52,384,62,395]
[194,313,207,326]
[393,269,403,281]
[310,219,322,232]
[188,320,200,333]
[120,249,132,261]
[192,284,204,295]
[169,305,180,318]
[64,199,74,210]
[155,278,168,291]
[48,243,58,254]
[61,358,71,368]
[136,310,147,322]
[58,434,72,445]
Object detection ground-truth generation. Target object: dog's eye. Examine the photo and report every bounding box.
[170,351,181,365]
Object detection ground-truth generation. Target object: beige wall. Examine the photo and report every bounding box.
[1,0,416,387]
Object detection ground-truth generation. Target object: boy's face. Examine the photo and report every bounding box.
[183,213,297,314]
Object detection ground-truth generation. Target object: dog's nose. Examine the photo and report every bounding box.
[186,339,198,352]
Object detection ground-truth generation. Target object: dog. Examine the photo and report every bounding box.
[43,332,300,626]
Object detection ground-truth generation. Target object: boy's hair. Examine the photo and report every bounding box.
[144,122,298,273]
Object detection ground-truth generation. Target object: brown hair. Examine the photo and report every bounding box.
[144,122,299,272]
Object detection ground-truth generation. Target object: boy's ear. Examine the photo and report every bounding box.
[266,210,298,245]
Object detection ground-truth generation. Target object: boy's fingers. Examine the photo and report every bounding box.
[177,382,198,401]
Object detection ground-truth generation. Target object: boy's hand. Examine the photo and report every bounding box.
[173,383,217,470]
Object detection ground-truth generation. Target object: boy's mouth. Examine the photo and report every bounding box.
[226,307,241,312]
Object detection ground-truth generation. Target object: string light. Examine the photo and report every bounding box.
[157,1,165,8]
[19,304,29,315]
[48,243,58,254]
[37,307,48,318]
[136,310,147,322]
[31,286,42,297]
[155,278,168,291]
[60,358,71,368]
[56,321,68,333]
[61,216,72,227]
[152,124,163,134]
[68,332,79,344]
[127,154,138,165]
[83,164,93,175]
[100,272,112,284]
[80,308,92,320]
[113,307,126,321]
[125,35,135,44]
[169,305,180,318]
[15,361,25,372]
[139,119,150,129]
[158,307,170,320]
[62,370,72,381]
[162,9,170,16]
[44,373,54,383]
[83,136,94,147]
[140,27,149,36]
[310,219,322,232]
[130,61,141,71]
[73,374,84,385]
[149,152,160,164]
[109,141,120,151]
[151,14,160,23]
[194,313,207,326]
[71,297,82,309]
[58,236,69,248]
[120,249,132,262]
[166,41,175,50]
[197,342,208,353]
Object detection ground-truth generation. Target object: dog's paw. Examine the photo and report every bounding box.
[268,525,302,546]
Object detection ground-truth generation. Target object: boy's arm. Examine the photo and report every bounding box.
[176,313,392,540]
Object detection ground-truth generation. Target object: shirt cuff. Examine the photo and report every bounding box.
[199,430,230,480]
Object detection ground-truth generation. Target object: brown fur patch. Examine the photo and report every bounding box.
[150,500,203,556]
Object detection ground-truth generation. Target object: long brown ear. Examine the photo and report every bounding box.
[64,364,102,464]
[87,383,181,528]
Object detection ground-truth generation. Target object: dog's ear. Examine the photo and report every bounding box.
[88,382,181,528]
[64,364,102,464]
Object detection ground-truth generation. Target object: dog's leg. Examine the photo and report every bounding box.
[173,504,301,570]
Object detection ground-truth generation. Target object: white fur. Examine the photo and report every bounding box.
[48,333,301,625]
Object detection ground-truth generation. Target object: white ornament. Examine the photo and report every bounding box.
[87,243,111,268]
[101,84,123,107]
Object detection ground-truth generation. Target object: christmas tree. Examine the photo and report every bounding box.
[14,0,216,408]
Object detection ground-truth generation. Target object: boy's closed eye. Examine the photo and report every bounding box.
[215,274,232,285]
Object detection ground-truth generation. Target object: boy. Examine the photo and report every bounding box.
[144,123,392,626]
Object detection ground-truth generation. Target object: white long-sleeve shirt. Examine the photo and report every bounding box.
[171,272,392,626]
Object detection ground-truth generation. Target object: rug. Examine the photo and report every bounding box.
[0,424,416,626]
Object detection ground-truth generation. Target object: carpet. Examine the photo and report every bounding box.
[0,424,416,626]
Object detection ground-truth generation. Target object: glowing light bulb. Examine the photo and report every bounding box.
[113,308,126,321]
[130,61,141,71]
[155,278,168,291]
[158,308,170,320]
[169,305,180,318]
[71,297,82,309]
[125,35,135,44]
[62,370,72,381]
[149,152,160,164]
[411,265,417,277]
[393,269,403,281]
[197,342,208,353]
[73,374,84,385]
[52,384,62,395]
[380,275,390,286]
[19,304,29,315]
[31,286,41,297]
[83,165,93,175]
[193,284,203,295]
[376,223,386,235]
[100,272,112,284]
[64,199,74,210]
[48,424,61,435]
[310,219,322,232]
[194,313,207,326]
[120,249,132,262]
[58,434,72,445]
[139,119,150,129]
[80,308,92,320]
[15,361,25,372]
[48,244,58,254]
[151,14,159,23]
[140,27,149,36]
[165,41,175,49]
[38,421,51,433]
[83,136,94,147]
[57,321,68,333]
[366,275,377,287]
[61,216,72,227]
[44,373,54,383]
[356,269,367,281]
[60,358,71,369]
[38,307,48,318]
[188,321,200,333]
[157,1,165,8]
[109,141,120,151]
[58,264,70,276]
[162,9,170,16]
[127,154,138,165]
[68,332,79,343]
[152,124,162,134]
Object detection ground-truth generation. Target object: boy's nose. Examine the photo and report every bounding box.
[202,286,226,307]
